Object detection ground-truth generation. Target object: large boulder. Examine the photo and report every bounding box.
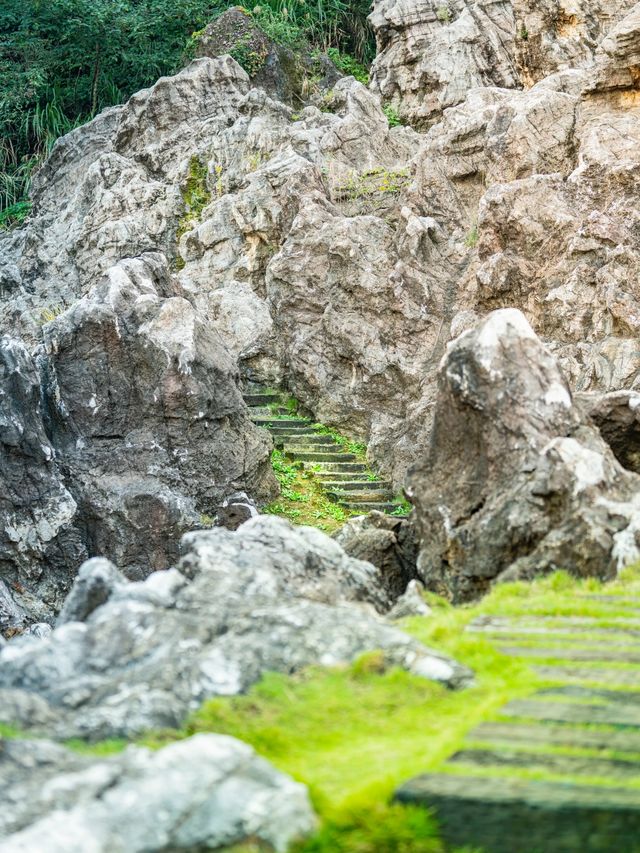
[0,734,316,852]
[0,516,472,739]
[195,6,340,106]
[407,309,640,602]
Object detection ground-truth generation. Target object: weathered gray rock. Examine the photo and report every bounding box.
[0,337,86,626]
[215,490,259,530]
[387,579,432,620]
[334,511,420,599]
[41,252,276,579]
[408,309,640,602]
[0,733,316,852]
[368,0,637,128]
[578,391,640,474]
[56,558,127,626]
[0,516,472,739]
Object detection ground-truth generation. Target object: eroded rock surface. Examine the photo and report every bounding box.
[0,516,472,739]
[408,309,640,602]
[0,733,316,852]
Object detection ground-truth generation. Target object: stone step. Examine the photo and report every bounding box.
[321,480,392,491]
[532,666,640,687]
[286,450,357,463]
[338,501,401,513]
[449,747,640,780]
[306,462,370,474]
[277,435,337,446]
[253,417,312,428]
[328,489,393,503]
[470,721,640,755]
[244,393,282,406]
[395,773,640,853]
[502,698,640,728]
[265,426,318,435]
[498,645,640,664]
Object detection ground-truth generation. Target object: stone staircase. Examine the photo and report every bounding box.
[244,388,402,515]
[396,593,640,852]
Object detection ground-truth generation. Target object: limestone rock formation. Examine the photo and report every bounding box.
[0,516,472,739]
[195,6,340,106]
[0,337,87,624]
[408,309,640,602]
[368,0,638,127]
[0,733,316,852]
[578,391,640,473]
[334,511,420,599]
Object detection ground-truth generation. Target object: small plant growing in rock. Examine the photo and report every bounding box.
[382,104,402,127]
[436,5,452,23]
[519,23,529,40]
[465,225,479,248]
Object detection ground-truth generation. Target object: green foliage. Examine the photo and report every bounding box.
[264,448,353,531]
[229,33,269,75]
[464,226,479,248]
[0,200,31,230]
[519,24,529,40]
[436,5,452,23]
[292,803,448,853]
[313,424,367,459]
[390,497,412,517]
[175,155,212,262]
[326,48,369,84]
[0,0,376,214]
[383,104,403,128]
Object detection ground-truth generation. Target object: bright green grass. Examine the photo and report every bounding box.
[4,567,640,851]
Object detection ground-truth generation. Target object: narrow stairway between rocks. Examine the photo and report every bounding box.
[396,590,640,853]
[244,386,404,515]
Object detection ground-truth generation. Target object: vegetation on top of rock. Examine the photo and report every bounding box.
[0,0,375,220]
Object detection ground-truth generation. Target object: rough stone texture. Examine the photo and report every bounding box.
[368,0,638,127]
[0,733,316,852]
[334,511,420,599]
[407,309,640,602]
[215,490,259,530]
[56,558,127,626]
[196,6,340,106]
[578,391,640,473]
[0,516,472,739]
[0,337,86,624]
[0,250,275,626]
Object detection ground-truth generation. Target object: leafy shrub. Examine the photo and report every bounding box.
[327,48,369,84]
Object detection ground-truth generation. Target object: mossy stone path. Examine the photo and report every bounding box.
[245,387,403,515]
[397,591,640,852]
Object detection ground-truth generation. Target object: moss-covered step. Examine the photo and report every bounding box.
[244,386,406,518]
[395,773,640,853]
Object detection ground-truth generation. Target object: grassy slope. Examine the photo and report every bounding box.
[4,567,640,850]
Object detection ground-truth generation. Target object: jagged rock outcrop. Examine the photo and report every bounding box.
[0,516,472,739]
[578,390,640,474]
[408,309,640,602]
[334,511,420,599]
[368,0,638,127]
[0,251,275,627]
[196,6,340,106]
[0,337,87,624]
[0,733,316,852]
